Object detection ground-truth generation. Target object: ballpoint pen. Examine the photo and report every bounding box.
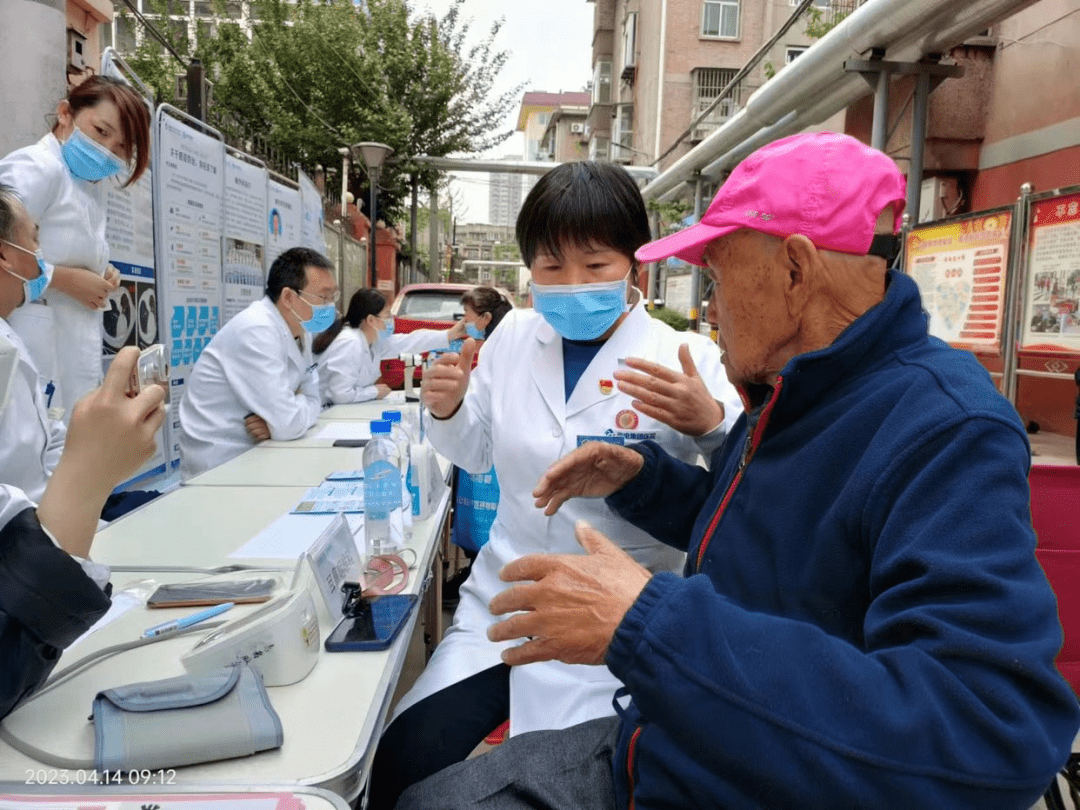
[143,602,236,638]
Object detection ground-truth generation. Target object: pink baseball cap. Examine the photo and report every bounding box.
[636,131,907,268]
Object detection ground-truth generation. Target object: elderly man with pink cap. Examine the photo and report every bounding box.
[394,133,1079,810]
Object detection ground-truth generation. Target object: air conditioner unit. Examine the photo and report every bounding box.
[570,123,585,135]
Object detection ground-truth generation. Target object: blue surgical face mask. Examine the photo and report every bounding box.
[1,240,50,304]
[378,316,395,341]
[448,338,465,353]
[61,126,126,183]
[291,295,337,334]
[531,274,630,341]
[465,322,486,340]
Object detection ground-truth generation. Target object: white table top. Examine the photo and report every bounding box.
[0,785,351,809]
[0,483,452,802]
[185,445,368,487]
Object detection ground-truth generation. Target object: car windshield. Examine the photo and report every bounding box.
[399,292,465,321]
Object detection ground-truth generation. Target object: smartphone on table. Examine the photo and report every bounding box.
[147,578,278,608]
[324,594,418,652]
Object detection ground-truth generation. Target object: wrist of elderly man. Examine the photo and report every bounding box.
[604,571,684,674]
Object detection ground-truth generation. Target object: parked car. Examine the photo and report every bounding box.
[378,283,515,388]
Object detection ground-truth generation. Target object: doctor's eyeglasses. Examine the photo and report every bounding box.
[296,288,341,305]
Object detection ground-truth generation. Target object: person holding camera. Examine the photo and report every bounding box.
[1,340,165,720]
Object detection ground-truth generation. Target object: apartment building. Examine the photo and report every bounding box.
[488,156,525,229]
[516,91,592,197]
[587,0,847,168]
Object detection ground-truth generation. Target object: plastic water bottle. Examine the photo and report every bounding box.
[399,408,423,514]
[382,411,414,539]
[363,420,403,556]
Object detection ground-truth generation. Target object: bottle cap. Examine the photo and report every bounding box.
[370,420,392,434]
[382,411,402,422]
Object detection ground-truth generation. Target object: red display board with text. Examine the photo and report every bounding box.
[904,209,1013,355]
[1021,191,1080,353]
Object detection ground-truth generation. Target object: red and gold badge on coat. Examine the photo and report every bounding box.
[615,409,639,430]
[599,379,614,395]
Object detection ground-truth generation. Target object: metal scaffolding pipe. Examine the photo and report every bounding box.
[641,0,1041,201]
[412,156,658,183]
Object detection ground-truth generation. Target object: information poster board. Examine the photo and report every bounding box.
[299,168,328,255]
[1020,190,1080,352]
[223,151,268,324]
[96,168,167,483]
[904,210,1012,353]
[266,178,302,268]
[154,108,225,468]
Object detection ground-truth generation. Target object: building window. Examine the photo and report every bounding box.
[592,61,612,104]
[589,136,610,161]
[623,12,637,69]
[691,67,745,140]
[612,105,634,163]
[702,0,739,39]
[785,46,809,63]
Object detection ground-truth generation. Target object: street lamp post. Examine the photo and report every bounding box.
[353,142,393,290]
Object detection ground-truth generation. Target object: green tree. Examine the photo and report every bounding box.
[124,0,520,224]
[804,6,850,39]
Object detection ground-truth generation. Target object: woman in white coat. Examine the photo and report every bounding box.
[369,162,743,809]
[0,77,151,420]
[312,288,466,404]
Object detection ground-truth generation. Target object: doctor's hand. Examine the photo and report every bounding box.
[532,441,644,517]
[488,521,652,667]
[446,318,468,341]
[245,413,271,441]
[375,384,392,400]
[614,343,724,437]
[421,338,477,419]
[51,264,119,311]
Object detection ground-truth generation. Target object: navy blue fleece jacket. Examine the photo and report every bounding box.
[605,271,1079,809]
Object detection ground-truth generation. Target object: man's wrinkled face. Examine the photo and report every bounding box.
[703,230,797,389]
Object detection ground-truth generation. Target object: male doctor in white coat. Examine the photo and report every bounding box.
[178,246,338,479]
[0,185,65,503]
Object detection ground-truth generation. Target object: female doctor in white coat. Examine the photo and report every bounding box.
[368,161,743,810]
[0,77,151,420]
[312,288,466,404]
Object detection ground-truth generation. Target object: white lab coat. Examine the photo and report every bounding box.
[0,317,65,503]
[316,326,451,404]
[397,303,743,736]
[0,134,109,419]
[178,297,321,479]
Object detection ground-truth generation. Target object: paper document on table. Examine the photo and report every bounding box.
[230,512,364,559]
[291,482,365,514]
[382,390,406,404]
[69,590,142,649]
[315,421,373,440]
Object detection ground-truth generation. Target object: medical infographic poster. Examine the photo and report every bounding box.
[1021,190,1080,352]
[155,109,225,468]
[95,168,167,484]
[266,179,302,268]
[904,210,1012,354]
[223,152,268,324]
[299,168,328,255]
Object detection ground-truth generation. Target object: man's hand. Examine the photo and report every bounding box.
[532,441,644,516]
[488,521,652,667]
[421,338,476,419]
[614,343,724,437]
[245,413,271,441]
[375,383,392,400]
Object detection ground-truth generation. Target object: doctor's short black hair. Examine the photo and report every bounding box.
[265,246,334,303]
[516,161,652,270]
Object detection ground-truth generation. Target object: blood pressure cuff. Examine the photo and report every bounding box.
[91,663,283,771]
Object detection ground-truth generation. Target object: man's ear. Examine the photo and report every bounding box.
[781,234,817,315]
